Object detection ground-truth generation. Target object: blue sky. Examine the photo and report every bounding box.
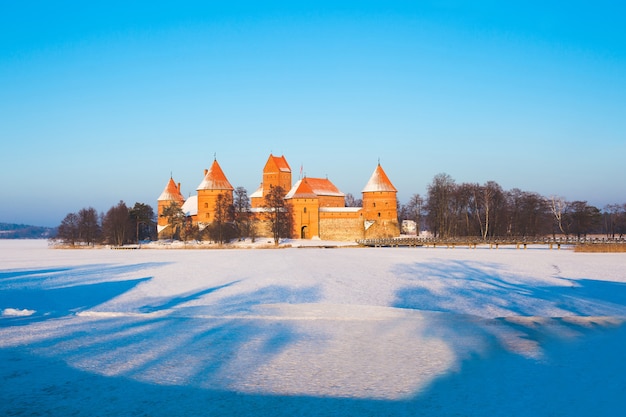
[1,1,625,227]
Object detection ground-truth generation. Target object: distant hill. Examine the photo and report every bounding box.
[0,223,57,239]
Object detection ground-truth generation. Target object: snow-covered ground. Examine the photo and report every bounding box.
[1,239,625,416]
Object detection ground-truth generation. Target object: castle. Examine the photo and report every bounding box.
[157,154,400,241]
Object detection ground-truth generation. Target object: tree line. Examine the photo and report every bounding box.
[56,185,294,247]
[56,202,156,246]
[398,173,626,239]
[55,173,626,245]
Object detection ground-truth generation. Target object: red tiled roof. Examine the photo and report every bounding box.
[285,179,318,199]
[265,154,291,173]
[305,177,344,197]
[362,164,397,193]
[158,178,185,203]
[286,177,344,199]
[197,159,234,191]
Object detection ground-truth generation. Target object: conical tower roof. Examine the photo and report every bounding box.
[197,159,234,191]
[158,177,185,203]
[362,164,397,193]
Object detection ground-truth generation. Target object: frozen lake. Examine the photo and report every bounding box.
[1,239,625,416]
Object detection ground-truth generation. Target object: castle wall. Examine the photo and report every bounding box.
[319,210,364,241]
[319,217,364,241]
[364,219,400,239]
[317,195,345,207]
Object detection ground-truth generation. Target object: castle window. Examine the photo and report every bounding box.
[378,212,381,217]
[373,202,376,208]
[206,213,210,219]
[304,207,307,213]
[204,203,208,208]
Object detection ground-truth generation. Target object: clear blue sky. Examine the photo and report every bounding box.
[2,1,625,227]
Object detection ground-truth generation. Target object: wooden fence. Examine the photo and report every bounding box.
[356,236,626,249]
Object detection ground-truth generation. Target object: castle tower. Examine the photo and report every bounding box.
[196,158,234,225]
[361,163,399,237]
[285,178,320,239]
[157,177,185,234]
[251,154,292,208]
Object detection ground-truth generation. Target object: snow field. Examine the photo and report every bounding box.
[1,239,626,416]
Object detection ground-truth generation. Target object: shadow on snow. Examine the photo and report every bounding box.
[2,259,626,416]
[392,259,626,317]
[0,263,169,325]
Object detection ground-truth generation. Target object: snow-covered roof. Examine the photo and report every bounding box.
[362,164,397,193]
[197,159,234,191]
[285,179,318,199]
[158,178,185,203]
[271,154,291,172]
[250,184,263,199]
[263,154,291,173]
[286,177,345,199]
[306,177,345,197]
[182,195,198,216]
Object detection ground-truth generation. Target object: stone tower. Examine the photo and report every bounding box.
[251,154,292,208]
[361,163,399,237]
[157,177,185,234]
[196,158,234,225]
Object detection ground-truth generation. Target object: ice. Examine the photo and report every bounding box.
[1,239,625,416]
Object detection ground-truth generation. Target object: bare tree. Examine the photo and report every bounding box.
[473,181,503,240]
[507,190,550,237]
[405,194,424,235]
[263,185,293,245]
[548,196,568,237]
[78,207,101,246]
[102,201,131,246]
[568,201,601,238]
[425,173,455,238]
[57,212,80,246]
[233,187,254,241]
[602,204,626,238]
[345,193,362,207]
[208,192,235,244]
[452,183,477,237]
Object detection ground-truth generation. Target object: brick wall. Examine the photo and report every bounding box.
[319,217,365,241]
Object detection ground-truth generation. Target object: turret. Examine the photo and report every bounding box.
[157,177,185,233]
[196,158,234,224]
[361,163,399,237]
[251,154,292,208]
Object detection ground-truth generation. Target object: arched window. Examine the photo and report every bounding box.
[303,207,307,213]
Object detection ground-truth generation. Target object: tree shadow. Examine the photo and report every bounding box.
[0,278,152,325]
[4,320,625,416]
[0,263,172,326]
[139,281,241,313]
[387,258,626,415]
[392,259,626,318]
[3,258,625,416]
[406,318,626,416]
